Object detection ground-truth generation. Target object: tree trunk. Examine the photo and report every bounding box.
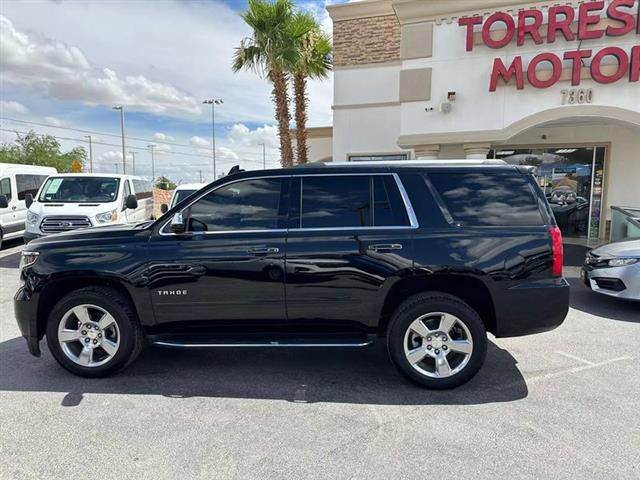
[271,70,294,167]
[293,72,308,164]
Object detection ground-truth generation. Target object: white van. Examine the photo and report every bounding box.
[25,173,153,241]
[160,183,206,215]
[0,163,57,249]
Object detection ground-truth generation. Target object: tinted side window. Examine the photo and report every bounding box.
[373,176,410,226]
[0,178,11,202]
[301,176,371,228]
[427,172,544,226]
[16,174,47,200]
[189,178,283,231]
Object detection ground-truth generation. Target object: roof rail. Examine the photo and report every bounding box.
[311,159,507,167]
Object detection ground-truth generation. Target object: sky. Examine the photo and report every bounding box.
[0,0,348,183]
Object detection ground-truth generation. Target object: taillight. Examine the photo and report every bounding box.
[550,226,563,277]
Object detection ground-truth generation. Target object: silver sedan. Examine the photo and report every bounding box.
[582,239,640,301]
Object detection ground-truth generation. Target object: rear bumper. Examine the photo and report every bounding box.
[493,278,570,337]
[14,287,41,356]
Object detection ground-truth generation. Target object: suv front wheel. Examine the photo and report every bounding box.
[387,293,487,389]
[46,286,144,377]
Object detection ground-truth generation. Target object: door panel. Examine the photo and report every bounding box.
[147,232,286,327]
[285,230,413,330]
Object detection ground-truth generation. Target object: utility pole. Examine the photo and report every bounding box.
[148,144,156,185]
[84,135,93,172]
[198,170,203,183]
[114,163,119,173]
[129,151,136,175]
[259,143,266,169]
[112,105,126,174]
[202,98,223,180]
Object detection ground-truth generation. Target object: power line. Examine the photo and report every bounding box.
[0,116,278,156]
[0,128,276,166]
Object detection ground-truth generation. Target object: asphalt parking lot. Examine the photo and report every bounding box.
[1,241,638,480]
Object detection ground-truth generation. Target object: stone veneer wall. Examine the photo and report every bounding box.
[333,15,400,67]
[153,188,173,219]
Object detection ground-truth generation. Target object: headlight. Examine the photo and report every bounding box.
[20,251,39,270]
[26,211,40,226]
[95,209,118,224]
[607,258,639,267]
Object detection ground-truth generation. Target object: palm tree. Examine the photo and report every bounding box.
[233,0,314,167]
[291,22,332,165]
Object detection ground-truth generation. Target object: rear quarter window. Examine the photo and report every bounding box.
[426,171,544,226]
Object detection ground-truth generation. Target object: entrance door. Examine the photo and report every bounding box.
[494,146,606,240]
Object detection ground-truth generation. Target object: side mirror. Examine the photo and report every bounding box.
[0,195,8,209]
[170,212,186,234]
[125,194,138,210]
[25,193,34,208]
[160,203,168,214]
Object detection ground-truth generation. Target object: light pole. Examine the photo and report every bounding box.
[198,170,203,183]
[202,98,223,180]
[114,163,119,173]
[258,143,266,169]
[84,135,93,172]
[147,144,156,185]
[112,105,126,174]
[129,151,136,175]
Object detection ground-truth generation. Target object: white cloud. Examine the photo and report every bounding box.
[190,136,209,148]
[44,116,64,127]
[229,123,278,149]
[0,1,333,125]
[0,15,201,118]
[99,150,123,162]
[217,147,239,161]
[153,132,174,142]
[154,144,172,155]
[0,100,29,114]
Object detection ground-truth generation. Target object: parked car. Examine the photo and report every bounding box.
[14,160,570,389]
[582,238,640,301]
[24,173,153,241]
[160,183,206,215]
[0,163,57,249]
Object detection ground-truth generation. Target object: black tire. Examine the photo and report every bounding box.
[46,286,144,377]
[387,292,487,389]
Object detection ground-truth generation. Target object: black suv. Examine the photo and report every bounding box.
[14,161,569,389]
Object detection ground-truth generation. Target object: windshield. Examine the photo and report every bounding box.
[171,189,197,207]
[38,177,121,203]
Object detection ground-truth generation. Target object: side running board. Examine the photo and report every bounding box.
[151,335,374,349]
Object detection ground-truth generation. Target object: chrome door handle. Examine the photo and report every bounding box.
[368,243,403,252]
[247,247,279,255]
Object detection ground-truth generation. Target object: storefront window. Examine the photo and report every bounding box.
[489,146,606,240]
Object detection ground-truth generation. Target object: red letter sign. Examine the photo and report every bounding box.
[564,50,593,85]
[483,12,516,48]
[591,47,629,83]
[630,45,640,81]
[548,6,575,42]
[606,0,637,36]
[578,1,605,40]
[489,56,524,91]
[527,53,563,88]
[517,9,544,45]
[459,16,483,51]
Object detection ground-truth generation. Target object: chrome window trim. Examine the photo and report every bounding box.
[158,172,418,236]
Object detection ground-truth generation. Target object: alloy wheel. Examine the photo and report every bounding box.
[403,312,473,378]
[57,304,120,367]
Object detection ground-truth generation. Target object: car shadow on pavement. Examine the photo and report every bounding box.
[0,337,527,406]
[567,278,639,323]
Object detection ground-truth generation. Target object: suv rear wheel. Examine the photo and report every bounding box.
[46,286,144,377]
[387,293,487,389]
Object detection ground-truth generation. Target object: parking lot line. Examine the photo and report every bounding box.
[556,351,595,365]
[526,356,633,384]
[0,244,23,259]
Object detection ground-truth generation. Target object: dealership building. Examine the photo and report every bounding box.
[309,0,640,242]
